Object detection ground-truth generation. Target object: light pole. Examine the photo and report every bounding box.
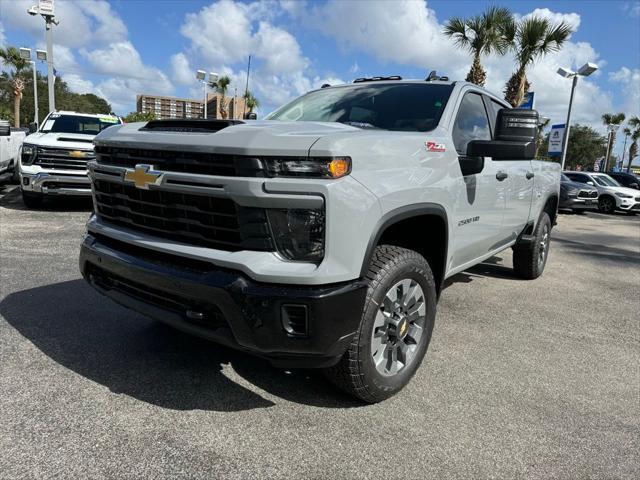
[28,2,58,113]
[196,70,218,119]
[557,62,598,171]
[19,48,39,126]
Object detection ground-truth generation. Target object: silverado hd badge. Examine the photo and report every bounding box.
[123,164,163,189]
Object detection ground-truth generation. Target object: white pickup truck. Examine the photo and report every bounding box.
[80,78,560,402]
[0,120,26,181]
[18,111,122,207]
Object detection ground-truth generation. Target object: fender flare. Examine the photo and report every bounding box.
[359,203,449,287]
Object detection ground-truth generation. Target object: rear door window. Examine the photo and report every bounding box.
[452,92,491,154]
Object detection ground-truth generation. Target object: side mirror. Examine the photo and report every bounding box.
[28,122,38,134]
[586,181,594,186]
[244,112,257,120]
[0,123,10,136]
[467,108,538,160]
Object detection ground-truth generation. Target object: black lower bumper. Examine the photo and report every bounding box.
[79,233,367,368]
[559,197,598,210]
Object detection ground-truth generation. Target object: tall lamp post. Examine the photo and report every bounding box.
[557,62,598,171]
[27,2,58,113]
[196,70,218,119]
[19,48,39,126]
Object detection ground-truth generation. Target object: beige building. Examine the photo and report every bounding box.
[205,93,248,120]
[136,94,204,120]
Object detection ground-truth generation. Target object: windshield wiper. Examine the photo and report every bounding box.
[340,121,380,129]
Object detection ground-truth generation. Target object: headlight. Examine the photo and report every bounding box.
[566,188,578,197]
[615,192,632,198]
[264,156,351,178]
[21,143,37,165]
[267,208,325,262]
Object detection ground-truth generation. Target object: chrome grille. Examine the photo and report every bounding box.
[36,147,95,170]
[93,179,274,251]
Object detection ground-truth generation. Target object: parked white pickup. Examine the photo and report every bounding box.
[0,120,26,179]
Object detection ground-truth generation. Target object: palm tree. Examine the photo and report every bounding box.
[443,6,515,86]
[626,116,640,173]
[602,113,626,171]
[210,75,231,119]
[504,17,573,107]
[536,117,550,158]
[0,46,29,127]
[243,90,260,115]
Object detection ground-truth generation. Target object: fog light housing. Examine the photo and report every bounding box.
[267,208,325,262]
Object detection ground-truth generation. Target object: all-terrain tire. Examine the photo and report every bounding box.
[513,212,551,280]
[324,245,436,403]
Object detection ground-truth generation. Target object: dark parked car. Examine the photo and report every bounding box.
[559,173,598,212]
[608,172,640,190]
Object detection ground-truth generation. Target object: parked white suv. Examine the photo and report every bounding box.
[564,171,640,214]
[19,111,122,208]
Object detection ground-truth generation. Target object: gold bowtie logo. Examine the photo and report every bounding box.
[69,150,87,158]
[123,164,162,189]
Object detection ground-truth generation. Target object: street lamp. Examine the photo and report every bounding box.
[19,48,39,126]
[557,62,598,171]
[196,70,219,119]
[27,2,59,113]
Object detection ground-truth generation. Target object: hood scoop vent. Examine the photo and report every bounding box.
[58,137,93,143]
[140,119,244,133]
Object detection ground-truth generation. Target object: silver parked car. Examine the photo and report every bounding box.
[564,171,640,214]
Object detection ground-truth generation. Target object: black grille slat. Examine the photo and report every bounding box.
[36,146,94,170]
[93,179,273,251]
[95,145,264,177]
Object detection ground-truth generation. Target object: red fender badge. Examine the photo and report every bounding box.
[426,141,446,152]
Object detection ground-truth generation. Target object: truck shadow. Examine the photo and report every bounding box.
[0,280,361,411]
[0,186,93,212]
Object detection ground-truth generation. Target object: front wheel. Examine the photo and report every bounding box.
[598,196,616,214]
[513,212,551,280]
[324,245,436,403]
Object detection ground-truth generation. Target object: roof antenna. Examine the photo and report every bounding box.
[426,70,438,81]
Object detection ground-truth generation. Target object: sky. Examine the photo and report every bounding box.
[1,0,639,155]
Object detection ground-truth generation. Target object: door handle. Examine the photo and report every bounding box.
[526,171,535,179]
[496,171,508,181]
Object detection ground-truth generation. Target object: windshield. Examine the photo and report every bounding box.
[592,174,621,187]
[266,83,454,132]
[561,174,571,182]
[40,114,121,135]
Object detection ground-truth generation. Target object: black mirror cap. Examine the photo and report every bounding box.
[0,124,10,137]
[467,139,536,160]
[28,122,38,134]
[496,108,538,143]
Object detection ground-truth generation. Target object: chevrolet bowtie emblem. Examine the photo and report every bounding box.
[69,150,86,158]
[123,164,163,189]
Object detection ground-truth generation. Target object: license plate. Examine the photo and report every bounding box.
[584,200,593,205]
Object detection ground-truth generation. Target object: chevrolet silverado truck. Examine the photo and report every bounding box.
[80,78,560,402]
[19,111,122,208]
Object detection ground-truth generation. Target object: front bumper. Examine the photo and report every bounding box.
[559,197,598,210]
[618,200,640,211]
[20,170,91,196]
[80,233,367,368]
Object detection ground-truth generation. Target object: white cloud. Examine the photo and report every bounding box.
[2,0,127,49]
[520,8,581,32]
[0,21,6,48]
[609,67,640,118]
[170,52,195,86]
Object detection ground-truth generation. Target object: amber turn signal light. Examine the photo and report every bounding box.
[328,157,351,178]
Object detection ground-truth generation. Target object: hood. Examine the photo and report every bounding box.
[561,179,596,191]
[94,120,362,157]
[609,185,640,196]
[24,131,95,150]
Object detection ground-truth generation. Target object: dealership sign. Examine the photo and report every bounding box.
[548,124,565,157]
[38,0,54,15]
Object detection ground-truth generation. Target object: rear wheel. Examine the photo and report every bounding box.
[324,245,436,403]
[21,190,44,209]
[513,212,551,280]
[598,196,615,214]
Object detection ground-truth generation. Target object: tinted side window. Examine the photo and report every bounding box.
[452,93,491,154]
[566,173,588,183]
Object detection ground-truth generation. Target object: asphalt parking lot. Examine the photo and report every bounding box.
[1,183,638,479]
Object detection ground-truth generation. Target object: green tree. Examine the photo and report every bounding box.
[123,110,156,123]
[504,17,573,107]
[243,90,260,114]
[0,46,29,127]
[210,75,231,119]
[538,124,607,169]
[443,6,515,86]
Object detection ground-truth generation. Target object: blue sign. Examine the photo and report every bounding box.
[548,123,565,157]
[517,92,535,110]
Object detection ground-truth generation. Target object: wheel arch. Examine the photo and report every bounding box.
[360,203,449,296]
